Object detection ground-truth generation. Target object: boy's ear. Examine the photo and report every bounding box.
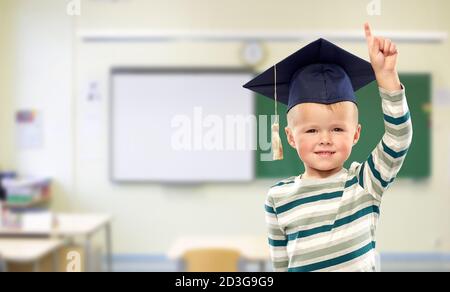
[353,124,362,146]
[285,126,296,148]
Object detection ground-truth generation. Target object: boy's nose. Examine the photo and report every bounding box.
[319,133,332,145]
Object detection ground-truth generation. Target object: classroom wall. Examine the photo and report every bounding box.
[1,0,450,255]
[0,0,14,171]
[0,0,75,211]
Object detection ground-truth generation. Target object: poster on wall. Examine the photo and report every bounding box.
[16,110,43,150]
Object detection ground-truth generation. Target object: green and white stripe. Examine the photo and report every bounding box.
[265,86,413,272]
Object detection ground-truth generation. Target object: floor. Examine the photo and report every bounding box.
[107,253,450,272]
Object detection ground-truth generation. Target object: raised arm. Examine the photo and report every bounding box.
[354,23,413,201]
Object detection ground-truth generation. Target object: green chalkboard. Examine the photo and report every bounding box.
[256,74,431,179]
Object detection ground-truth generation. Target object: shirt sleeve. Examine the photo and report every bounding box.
[265,194,289,272]
[354,84,413,202]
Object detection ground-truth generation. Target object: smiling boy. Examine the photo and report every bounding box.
[244,23,413,272]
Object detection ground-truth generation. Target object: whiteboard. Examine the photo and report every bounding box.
[110,69,255,183]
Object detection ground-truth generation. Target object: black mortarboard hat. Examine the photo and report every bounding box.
[243,38,376,113]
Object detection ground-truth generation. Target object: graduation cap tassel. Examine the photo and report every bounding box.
[272,65,284,161]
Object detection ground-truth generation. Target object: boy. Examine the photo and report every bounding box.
[243,23,413,271]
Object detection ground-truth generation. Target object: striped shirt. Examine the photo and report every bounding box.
[265,86,413,272]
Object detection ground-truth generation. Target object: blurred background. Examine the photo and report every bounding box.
[0,0,449,272]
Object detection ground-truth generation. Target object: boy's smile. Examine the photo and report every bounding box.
[315,151,336,158]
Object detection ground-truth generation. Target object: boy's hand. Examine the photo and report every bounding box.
[364,23,401,91]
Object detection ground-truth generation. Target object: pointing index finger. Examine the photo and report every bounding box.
[364,22,373,41]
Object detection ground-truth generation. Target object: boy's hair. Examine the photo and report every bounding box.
[287,102,359,129]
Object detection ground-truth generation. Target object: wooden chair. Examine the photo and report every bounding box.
[182,248,241,272]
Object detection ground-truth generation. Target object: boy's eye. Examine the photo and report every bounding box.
[333,128,344,132]
[306,129,317,133]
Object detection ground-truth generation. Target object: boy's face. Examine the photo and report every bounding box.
[285,101,361,178]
